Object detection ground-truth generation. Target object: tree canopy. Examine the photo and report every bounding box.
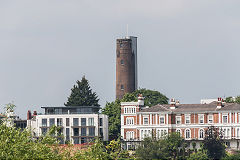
[65,76,100,107]
[225,96,240,104]
[122,88,169,106]
[203,126,226,159]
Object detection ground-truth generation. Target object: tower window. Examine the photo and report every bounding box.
[121,85,124,90]
[120,60,124,65]
[120,43,123,48]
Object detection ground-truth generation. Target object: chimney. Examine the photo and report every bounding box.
[27,110,32,120]
[138,94,144,106]
[33,111,37,116]
[217,97,223,109]
[170,98,176,109]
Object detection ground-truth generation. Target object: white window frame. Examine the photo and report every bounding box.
[185,129,191,139]
[124,106,136,114]
[143,117,149,125]
[176,129,182,136]
[236,128,240,139]
[208,115,213,124]
[199,129,204,139]
[126,131,134,140]
[222,115,228,123]
[176,116,181,124]
[199,114,204,124]
[185,115,190,124]
[159,116,165,124]
[126,117,134,125]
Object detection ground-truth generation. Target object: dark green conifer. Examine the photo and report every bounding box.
[65,76,100,107]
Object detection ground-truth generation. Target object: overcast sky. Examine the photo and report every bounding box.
[1,0,240,118]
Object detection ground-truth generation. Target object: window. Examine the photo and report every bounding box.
[89,127,95,136]
[99,128,103,137]
[199,129,204,139]
[88,118,94,126]
[42,128,48,135]
[66,118,70,126]
[176,116,181,124]
[49,118,55,127]
[237,128,240,138]
[223,115,228,123]
[160,116,165,124]
[120,43,123,48]
[120,59,124,65]
[185,129,191,139]
[57,118,62,126]
[199,115,204,124]
[126,131,134,140]
[73,118,79,126]
[66,128,70,141]
[121,85,124,90]
[73,138,79,144]
[185,115,190,124]
[73,128,79,136]
[99,118,103,126]
[143,117,149,125]
[227,129,230,138]
[81,128,86,136]
[42,119,47,127]
[176,129,181,136]
[81,118,86,126]
[55,108,62,114]
[126,117,134,125]
[208,115,213,124]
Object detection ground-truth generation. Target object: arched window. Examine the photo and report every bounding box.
[185,129,191,139]
[199,129,204,139]
[176,129,181,136]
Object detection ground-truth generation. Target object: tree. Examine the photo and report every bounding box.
[65,76,100,107]
[103,89,169,140]
[225,96,240,104]
[102,99,121,140]
[165,132,184,159]
[135,132,184,160]
[0,124,62,159]
[203,126,226,159]
[122,88,169,106]
[188,151,208,160]
[135,137,169,160]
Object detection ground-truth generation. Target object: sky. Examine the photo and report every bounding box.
[1,0,240,118]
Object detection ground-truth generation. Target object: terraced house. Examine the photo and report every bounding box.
[121,96,240,150]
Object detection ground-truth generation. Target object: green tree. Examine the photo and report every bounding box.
[135,137,169,160]
[135,132,184,160]
[102,99,121,140]
[188,151,208,160]
[65,76,100,107]
[103,89,169,140]
[165,132,184,159]
[122,88,169,106]
[225,96,240,104]
[203,126,226,159]
[0,124,62,159]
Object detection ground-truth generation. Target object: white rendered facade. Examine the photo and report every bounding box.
[27,107,108,144]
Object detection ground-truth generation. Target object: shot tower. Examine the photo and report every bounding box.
[116,36,137,99]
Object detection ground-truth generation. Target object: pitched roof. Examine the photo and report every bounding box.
[139,102,240,113]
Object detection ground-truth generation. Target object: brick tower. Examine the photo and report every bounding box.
[116,36,137,99]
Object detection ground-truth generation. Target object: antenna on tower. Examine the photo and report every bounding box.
[126,24,129,38]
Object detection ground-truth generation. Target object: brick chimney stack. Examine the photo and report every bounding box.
[170,98,176,109]
[217,97,223,109]
[27,110,32,120]
[33,111,37,116]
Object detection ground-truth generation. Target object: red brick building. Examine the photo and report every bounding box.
[121,96,240,150]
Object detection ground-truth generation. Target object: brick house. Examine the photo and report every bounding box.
[121,96,240,150]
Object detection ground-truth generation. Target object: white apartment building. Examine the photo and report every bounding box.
[27,106,108,144]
